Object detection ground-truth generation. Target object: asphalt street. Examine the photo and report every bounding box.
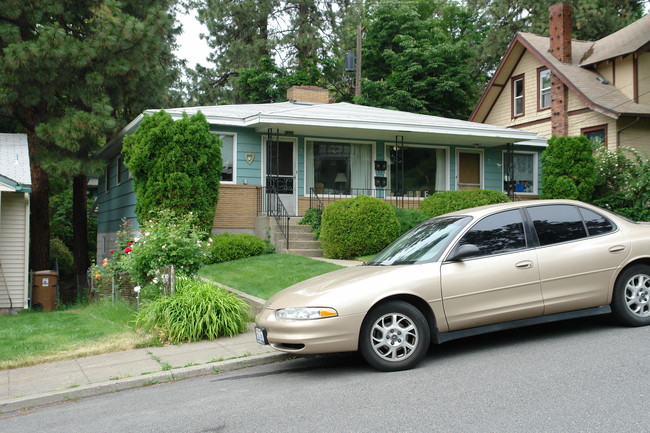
[1,314,648,433]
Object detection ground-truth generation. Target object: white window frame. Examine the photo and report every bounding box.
[303,138,376,197]
[213,131,237,184]
[503,150,538,195]
[512,76,524,117]
[538,69,551,110]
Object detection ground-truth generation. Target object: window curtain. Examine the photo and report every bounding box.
[350,143,371,191]
[513,153,533,182]
[435,149,446,191]
[305,142,315,192]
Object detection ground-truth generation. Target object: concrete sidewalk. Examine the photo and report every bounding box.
[0,326,289,414]
[0,257,361,414]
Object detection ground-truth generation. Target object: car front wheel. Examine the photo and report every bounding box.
[611,264,650,326]
[359,301,430,371]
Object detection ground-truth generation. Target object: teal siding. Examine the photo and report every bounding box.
[97,156,138,233]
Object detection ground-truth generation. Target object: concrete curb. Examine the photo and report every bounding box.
[1,352,289,415]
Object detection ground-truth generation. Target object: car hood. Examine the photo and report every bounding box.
[264,264,437,315]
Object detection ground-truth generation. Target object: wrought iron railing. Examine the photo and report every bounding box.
[308,188,441,209]
[257,187,290,250]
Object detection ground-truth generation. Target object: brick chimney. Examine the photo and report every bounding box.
[286,86,330,104]
[549,3,571,136]
[549,2,572,63]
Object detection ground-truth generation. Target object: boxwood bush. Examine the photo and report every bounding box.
[206,233,274,264]
[135,276,249,344]
[419,190,510,217]
[320,196,400,259]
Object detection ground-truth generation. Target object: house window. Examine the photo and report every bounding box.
[512,75,524,117]
[389,145,447,196]
[503,151,537,194]
[215,133,236,182]
[538,69,551,110]
[306,141,372,194]
[581,125,607,146]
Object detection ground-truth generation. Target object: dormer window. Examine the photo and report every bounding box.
[512,75,524,117]
[538,69,551,109]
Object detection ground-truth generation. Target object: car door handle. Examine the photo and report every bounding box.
[515,260,534,269]
[608,245,626,253]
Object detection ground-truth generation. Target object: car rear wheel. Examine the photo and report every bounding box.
[359,301,430,372]
[611,264,650,326]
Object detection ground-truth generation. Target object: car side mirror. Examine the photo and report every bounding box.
[447,244,480,262]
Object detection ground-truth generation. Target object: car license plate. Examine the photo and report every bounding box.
[255,326,268,345]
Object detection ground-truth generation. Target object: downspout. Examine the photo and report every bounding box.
[617,117,641,148]
[24,192,30,310]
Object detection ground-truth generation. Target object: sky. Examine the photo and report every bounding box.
[174,10,212,68]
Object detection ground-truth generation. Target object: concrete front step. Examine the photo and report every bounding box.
[279,248,323,257]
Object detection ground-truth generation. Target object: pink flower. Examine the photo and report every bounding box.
[128,242,133,246]
[124,247,132,254]
[109,250,115,254]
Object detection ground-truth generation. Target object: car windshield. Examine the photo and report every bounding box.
[367,216,472,266]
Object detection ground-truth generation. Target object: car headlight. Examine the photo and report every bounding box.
[275,307,338,320]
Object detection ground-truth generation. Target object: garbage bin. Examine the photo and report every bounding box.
[32,270,58,311]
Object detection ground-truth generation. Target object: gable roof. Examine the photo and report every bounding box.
[470,15,650,123]
[99,101,546,159]
[0,133,31,193]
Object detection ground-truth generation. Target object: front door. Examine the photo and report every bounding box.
[457,151,481,190]
[266,139,296,215]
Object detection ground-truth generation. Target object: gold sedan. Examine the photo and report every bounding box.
[256,200,650,371]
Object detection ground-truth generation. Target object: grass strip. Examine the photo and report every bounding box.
[197,254,344,300]
[0,300,154,370]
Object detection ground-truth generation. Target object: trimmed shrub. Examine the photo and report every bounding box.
[419,190,510,217]
[320,196,400,259]
[206,233,274,264]
[135,276,249,344]
[393,207,430,235]
[541,135,595,201]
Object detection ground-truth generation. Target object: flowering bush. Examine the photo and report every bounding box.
[89,219,135,297]
[118,209,211,294]
[591,146,650,221]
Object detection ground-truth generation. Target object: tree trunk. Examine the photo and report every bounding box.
[29,156,51,271]
[72,174,89,290]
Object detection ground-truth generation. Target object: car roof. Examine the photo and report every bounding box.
[441,199,596,219]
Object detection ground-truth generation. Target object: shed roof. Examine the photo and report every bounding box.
[0,134,31,192]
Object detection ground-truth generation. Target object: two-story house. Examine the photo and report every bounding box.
[470,3,650,156]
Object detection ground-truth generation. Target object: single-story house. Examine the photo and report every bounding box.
[95,86,547,261]
[0,133,31,314]
[470,3,650,154]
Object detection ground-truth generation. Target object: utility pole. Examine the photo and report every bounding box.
[355,25,364,97]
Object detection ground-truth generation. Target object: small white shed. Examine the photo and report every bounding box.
[0,133,31,314]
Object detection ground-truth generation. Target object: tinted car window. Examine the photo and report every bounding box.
[527,205,587,246]
[578,207,615,236]
[457,210,526,257]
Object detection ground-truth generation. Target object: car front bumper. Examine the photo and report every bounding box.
[255,308,365,355]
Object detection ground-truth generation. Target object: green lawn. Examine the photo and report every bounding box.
[198,254,344,299]
[0,300,154,370]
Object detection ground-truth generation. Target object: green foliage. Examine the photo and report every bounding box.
[320,196,400,259]
[135,276,249,344]
[393,207,430,235]
[591,146,650,221]
[358,1,485,119]
[541,135,596,201]
[118,210,210,290]
[419,190,510,217]
[49,185,97,263]
[298,208,323,236]
[206,234,274,264]
[122,110,222,232]
[50,238,74,278]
